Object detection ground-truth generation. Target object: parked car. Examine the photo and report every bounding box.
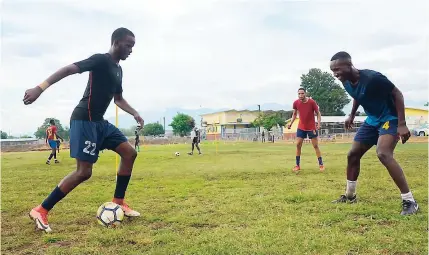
[414,124,429,136]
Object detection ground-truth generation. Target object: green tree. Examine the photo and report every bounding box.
[252,113,286,131]
[263,110,294,120]
[300,68,351,116]
[425,102,428,107]
[34,118,69,140]
[142,123,165,136]
[0,131,8,139]
[120,127,135,137]
[170,113,195,137]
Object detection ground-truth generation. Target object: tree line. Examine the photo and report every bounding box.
[4,67,411,140]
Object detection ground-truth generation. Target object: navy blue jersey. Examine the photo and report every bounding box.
[344,69,397,126]
[71,53,123,121]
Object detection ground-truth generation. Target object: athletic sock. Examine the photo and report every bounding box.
[41,186,67,211]
[345,180,357,198]
[401,191,415,202]
[114,175,131,199]
[318,157,323,166]
[296,156,300,166]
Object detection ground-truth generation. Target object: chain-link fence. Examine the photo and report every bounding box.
[202,123,365,142]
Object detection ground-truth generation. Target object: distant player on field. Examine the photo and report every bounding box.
[329,51,418,215]
[288,88,325,172]
[45,119,63,164]
[23,27,144,232]
[188,127,202,155]
[134,129,140,152]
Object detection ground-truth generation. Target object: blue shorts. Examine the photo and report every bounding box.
[354,119,398,145]
[48,140,57,149]
[70,120,128,163]
[297,129,318,139]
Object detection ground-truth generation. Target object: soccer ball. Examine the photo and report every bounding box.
[175,152,180,156]
[96,202,124,228]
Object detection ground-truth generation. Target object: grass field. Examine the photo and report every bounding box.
[1,141,428,255]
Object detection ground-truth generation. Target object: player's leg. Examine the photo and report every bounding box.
[103,122,140,217]
[195,141,201,154]
[134,141,139,152]
[189,138,197,155]
[52,147,59,163]
[51,141,59,163]
[30,159,94,231]
[46,140,53,164]
[332,123,376,203]
[293,129,305,172]
[30,120,99,232]
[46,150,53,164]
[376,120,418,215]
[309,130,324,171]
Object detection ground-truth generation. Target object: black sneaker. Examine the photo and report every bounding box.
[54,159,60,164]
[46,161,50,165]
[401,200,419,215]
[332,194,357,204]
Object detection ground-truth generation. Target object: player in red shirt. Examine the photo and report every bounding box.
[45,119,64,165]
[287,88,325,172]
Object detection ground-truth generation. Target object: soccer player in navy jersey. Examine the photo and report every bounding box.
[23,28,144,232]
[329,51,418,215]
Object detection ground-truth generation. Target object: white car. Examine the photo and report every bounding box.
[414,124,429,136]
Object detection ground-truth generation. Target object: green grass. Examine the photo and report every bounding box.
[1,142,428,255]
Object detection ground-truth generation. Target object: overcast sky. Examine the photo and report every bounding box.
[1,0,428,136]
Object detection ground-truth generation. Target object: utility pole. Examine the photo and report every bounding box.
[163,117,166,134]
[257,104,261,134]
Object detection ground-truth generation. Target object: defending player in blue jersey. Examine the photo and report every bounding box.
[329,51,418,216]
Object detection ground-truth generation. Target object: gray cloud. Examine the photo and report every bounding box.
[1,0,427,136]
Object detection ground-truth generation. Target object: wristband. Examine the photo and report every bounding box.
[37,81,50,91]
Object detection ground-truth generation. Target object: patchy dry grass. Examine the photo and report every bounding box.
[2,142,427,254]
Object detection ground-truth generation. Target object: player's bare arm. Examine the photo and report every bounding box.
[23,64,81,105]
[349,99,360,118]
[288,109,298,129]
[391,87,410,143]
[316,110,321,130]
[56,133,64,142]
[345,99,360,130]
[114,93,144,127]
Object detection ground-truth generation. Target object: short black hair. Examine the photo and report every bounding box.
[111,27,134,45]
[298,87,306,92]
[331,51,351,61]
[49,119,55,125]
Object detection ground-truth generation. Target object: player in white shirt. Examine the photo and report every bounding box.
[188,127,202,155]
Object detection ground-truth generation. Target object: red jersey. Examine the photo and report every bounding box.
[293,98,319,131]
[46,126,57,140]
